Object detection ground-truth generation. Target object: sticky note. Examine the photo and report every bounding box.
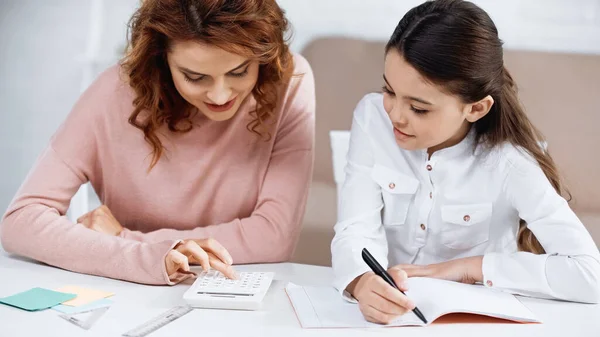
[0,287,77,311]
[55,286,114,307]
[53,298,113,314]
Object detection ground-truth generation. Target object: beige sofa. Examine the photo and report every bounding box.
[292,37,600,266]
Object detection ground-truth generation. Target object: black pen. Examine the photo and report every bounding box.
[361,248,428,324]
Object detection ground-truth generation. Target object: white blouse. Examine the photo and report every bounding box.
[331,93,600,303]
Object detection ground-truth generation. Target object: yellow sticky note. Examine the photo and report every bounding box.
[55,286,114,307]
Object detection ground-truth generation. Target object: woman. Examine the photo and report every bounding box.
[0,0,315,285]
[331,0,600,324]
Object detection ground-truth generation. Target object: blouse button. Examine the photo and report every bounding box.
[486,280,493,287]
[463,215,471,222]
[389,182,396,189]
[426,164,432,171]
[420,224,426,231]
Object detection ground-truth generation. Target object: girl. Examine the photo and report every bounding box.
[1,0,315,285]
[331,0,600,324]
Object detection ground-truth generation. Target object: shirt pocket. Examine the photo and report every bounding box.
[371,164,419,226]
[440,203,492,250]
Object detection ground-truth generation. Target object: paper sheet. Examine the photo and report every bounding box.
[52,298,113,314]
[0,287,76,311]
[285,278,540,328]
[55,286,114,307]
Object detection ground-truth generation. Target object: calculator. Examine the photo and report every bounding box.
[183,270,275,311]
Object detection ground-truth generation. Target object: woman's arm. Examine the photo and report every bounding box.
[0,67,181,285]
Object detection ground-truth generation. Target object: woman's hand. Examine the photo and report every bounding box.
[393,256,484,284]
[346,267,415,324]
[79,206,237,281]
[77,205,124,236]
[165,238,237,280]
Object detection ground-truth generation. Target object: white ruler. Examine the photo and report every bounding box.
[122,305,194,337]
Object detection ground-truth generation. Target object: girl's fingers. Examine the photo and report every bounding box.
[372,277,415,310]
[360,303,398,325]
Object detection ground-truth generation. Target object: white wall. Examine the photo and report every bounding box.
[1,0,599,213]
[278,0,600,54]
[0,0,89,212]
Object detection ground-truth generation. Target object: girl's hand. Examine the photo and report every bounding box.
[346,267,415,324]
[394,256,484,284]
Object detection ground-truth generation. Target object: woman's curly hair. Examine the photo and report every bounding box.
[121,0,293,168]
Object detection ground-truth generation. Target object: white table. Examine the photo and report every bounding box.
[1,248,599,337]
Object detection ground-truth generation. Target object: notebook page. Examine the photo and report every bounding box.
[402,277,540,323]
[285,280,540,329]
[285,283,381,328]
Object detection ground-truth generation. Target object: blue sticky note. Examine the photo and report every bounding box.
[0,287,77,311]
[52,298,113,314]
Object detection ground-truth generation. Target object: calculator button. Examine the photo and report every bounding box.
[191,271,275,295]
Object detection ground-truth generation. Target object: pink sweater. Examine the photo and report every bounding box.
[0,54,315,285]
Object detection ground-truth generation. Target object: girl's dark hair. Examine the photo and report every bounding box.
[386,0,569,254]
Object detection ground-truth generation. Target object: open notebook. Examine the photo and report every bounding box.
[285,277,540,328]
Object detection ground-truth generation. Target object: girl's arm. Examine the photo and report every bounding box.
[482,148,600,303]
